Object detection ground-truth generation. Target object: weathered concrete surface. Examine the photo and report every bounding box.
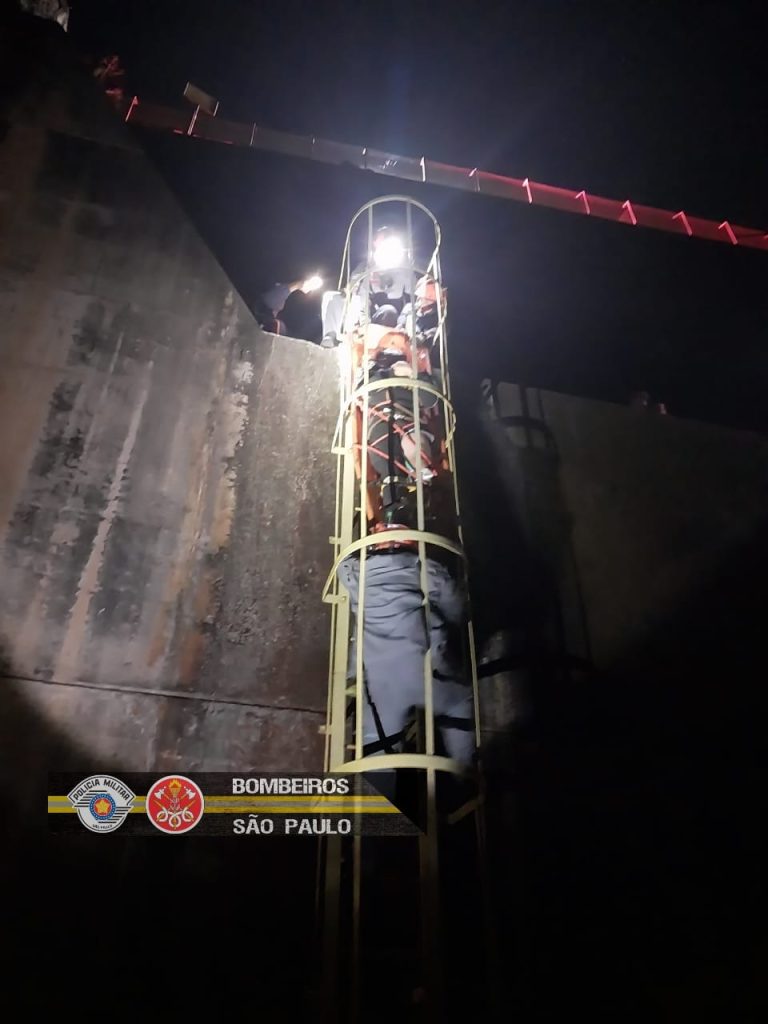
[0,13,338,772]
[495,385,768,667]
[459,380,768,1019]
[3,15,768,783]
[467,380,768,753]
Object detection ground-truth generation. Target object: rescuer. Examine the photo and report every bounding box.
[352,272,446,523]
[397,273,442,348]
[358,325,439,524]
[258,274,323,336]
[332,219,474,780]
[338,545,475,773]
[321,226,414,347]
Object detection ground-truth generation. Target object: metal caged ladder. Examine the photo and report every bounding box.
[318,197,491,1022]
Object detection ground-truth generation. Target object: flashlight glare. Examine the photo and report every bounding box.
[303,274,323,293]
[373,235,405,270]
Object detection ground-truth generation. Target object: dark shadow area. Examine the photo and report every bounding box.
[507,520,768,1021]
[0,644,319,1020]
[452,380,768,1021]
[456,378,585,673]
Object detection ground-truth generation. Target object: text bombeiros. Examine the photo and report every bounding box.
[231,777,350,795]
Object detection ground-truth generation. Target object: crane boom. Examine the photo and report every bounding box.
[124,96,768,252]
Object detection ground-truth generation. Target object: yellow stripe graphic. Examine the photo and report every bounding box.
[48,795,399,814]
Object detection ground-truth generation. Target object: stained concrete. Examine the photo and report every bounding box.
[3,10,768,785]
[0,12,337,773]
[458,380,768,1019]
[465,381,768,751]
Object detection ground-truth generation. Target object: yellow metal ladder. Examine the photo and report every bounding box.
[318,197,490,1022]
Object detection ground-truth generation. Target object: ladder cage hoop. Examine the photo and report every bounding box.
[321,195,489,1021]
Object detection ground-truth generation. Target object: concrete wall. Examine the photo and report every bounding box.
[0,14,338,777]
[493,383,768,664]
[467,381,768,744]
[3,12,767,783]
[460,381,768,1017]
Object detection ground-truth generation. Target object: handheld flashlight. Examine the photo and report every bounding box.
[302,274,323,293]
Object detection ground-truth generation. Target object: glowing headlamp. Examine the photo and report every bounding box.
[372,234,405,270]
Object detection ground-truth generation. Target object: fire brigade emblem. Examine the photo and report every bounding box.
[146,775,204,834]
[67,775,135,833]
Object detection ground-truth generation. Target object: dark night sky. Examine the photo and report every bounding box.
[68,1,767,431]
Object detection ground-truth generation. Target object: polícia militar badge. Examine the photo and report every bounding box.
[67,775,136,833]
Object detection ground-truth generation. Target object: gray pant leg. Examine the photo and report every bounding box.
[368,676,475,765]
[362,680,409,801]
[361,694,383,751]
[363,679,411,753]
[321,291,345,338]
[433,679,476,766]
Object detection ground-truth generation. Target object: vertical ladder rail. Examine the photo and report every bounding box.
[320,196,489,1021]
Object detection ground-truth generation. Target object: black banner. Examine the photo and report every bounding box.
[48,772,420,837]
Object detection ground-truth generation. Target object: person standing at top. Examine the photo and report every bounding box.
[258,274,323,337]
[321,226,415,347]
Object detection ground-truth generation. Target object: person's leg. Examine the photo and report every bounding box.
[361,679,410,802]
[432,680,476,766]
[367,409,404,485]
[401,427,435,481]
[397,302,412,334]
[431,680,477,822]
[321,291,344,345]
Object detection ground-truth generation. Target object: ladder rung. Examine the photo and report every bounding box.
[445,796,482,826]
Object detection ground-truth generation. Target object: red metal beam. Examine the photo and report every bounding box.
[124,97,768,253]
